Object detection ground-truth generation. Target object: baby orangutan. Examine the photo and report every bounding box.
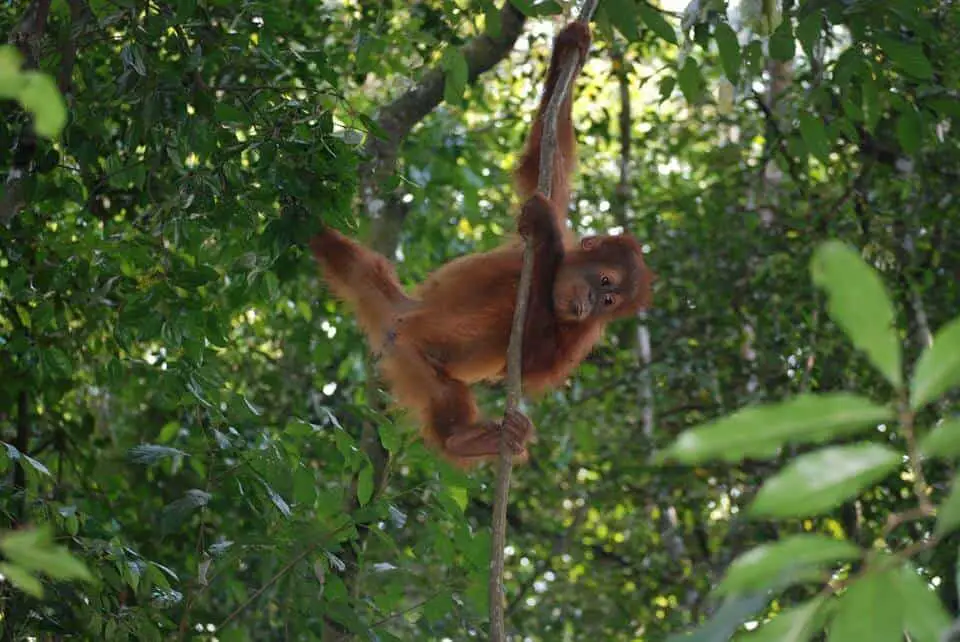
[310,22,653,465]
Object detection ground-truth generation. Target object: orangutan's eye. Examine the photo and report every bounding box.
[600,275,610,286]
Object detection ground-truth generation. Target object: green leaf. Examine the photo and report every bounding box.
[0,563,43,597]
[910,317,960,409]
[715,23,741,82]
[796,12,822,61]
[935,472,960,537]
[357,463,374,506]
[896,106,923,154]
[919,417,960,459]
[605,0,640,42]
[665,592,771,642]
[736,597,827,642]
[677,58,704,103]
[378,421,401,453]
[750,444,901,518]
[811,241,902,388]
[718,535,861,596]
[482,0,502,38]
[798,112,831,163]
[769,21,795,61]
[877,37,933,79]
[658,393,892,464]
[127,444,187,464]
[827,566,903,642]
[862,76,881,132]
[0,45,26,99]
[0,528,93,582]
[896,563,951,642]
[442,48,469,104]
[446,485,468,513]
[638,3,677,45]
[19,72,68,139]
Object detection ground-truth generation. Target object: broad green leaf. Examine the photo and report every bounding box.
[678,58,704,103]
[715,23,741,81]
[796,12,822,61]
[735,597,827,642]
[605,0,640,42]
[658,393,892,464]
[19,72,67,139]
[798,112,831,163]
[357,463,374,506]
[1,528,93,582]
[827,567,903,642]
[378,421,401,453]
[896,563,951,642]
[750,444,901,518]
[0,45,26,99]
[717,535,861,596]
[911,317,960,409]
[638,3,678,45]
[877,37,933,79]
[935,472,960,537]
[896,106,922,154]
[811,241,902,388]
[919,418,960,459]
[769,21,795,61]
[0,563,43,597]
[442,48,469,104]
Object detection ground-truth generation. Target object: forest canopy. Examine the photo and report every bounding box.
[1,0,959,640]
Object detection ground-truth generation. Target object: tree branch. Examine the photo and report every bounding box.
[489,2,600,640]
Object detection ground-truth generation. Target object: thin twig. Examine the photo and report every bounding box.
[489,1,600,640]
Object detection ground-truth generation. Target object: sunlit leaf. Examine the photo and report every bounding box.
[811,241,902,388]
[658,393,892,464]
[910,317,960,409]
[18,72,67,139]
[750,444,901,518]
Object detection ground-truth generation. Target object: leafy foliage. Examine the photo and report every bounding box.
[0,0,958,640]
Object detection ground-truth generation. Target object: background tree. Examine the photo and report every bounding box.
[0,0,958,640]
